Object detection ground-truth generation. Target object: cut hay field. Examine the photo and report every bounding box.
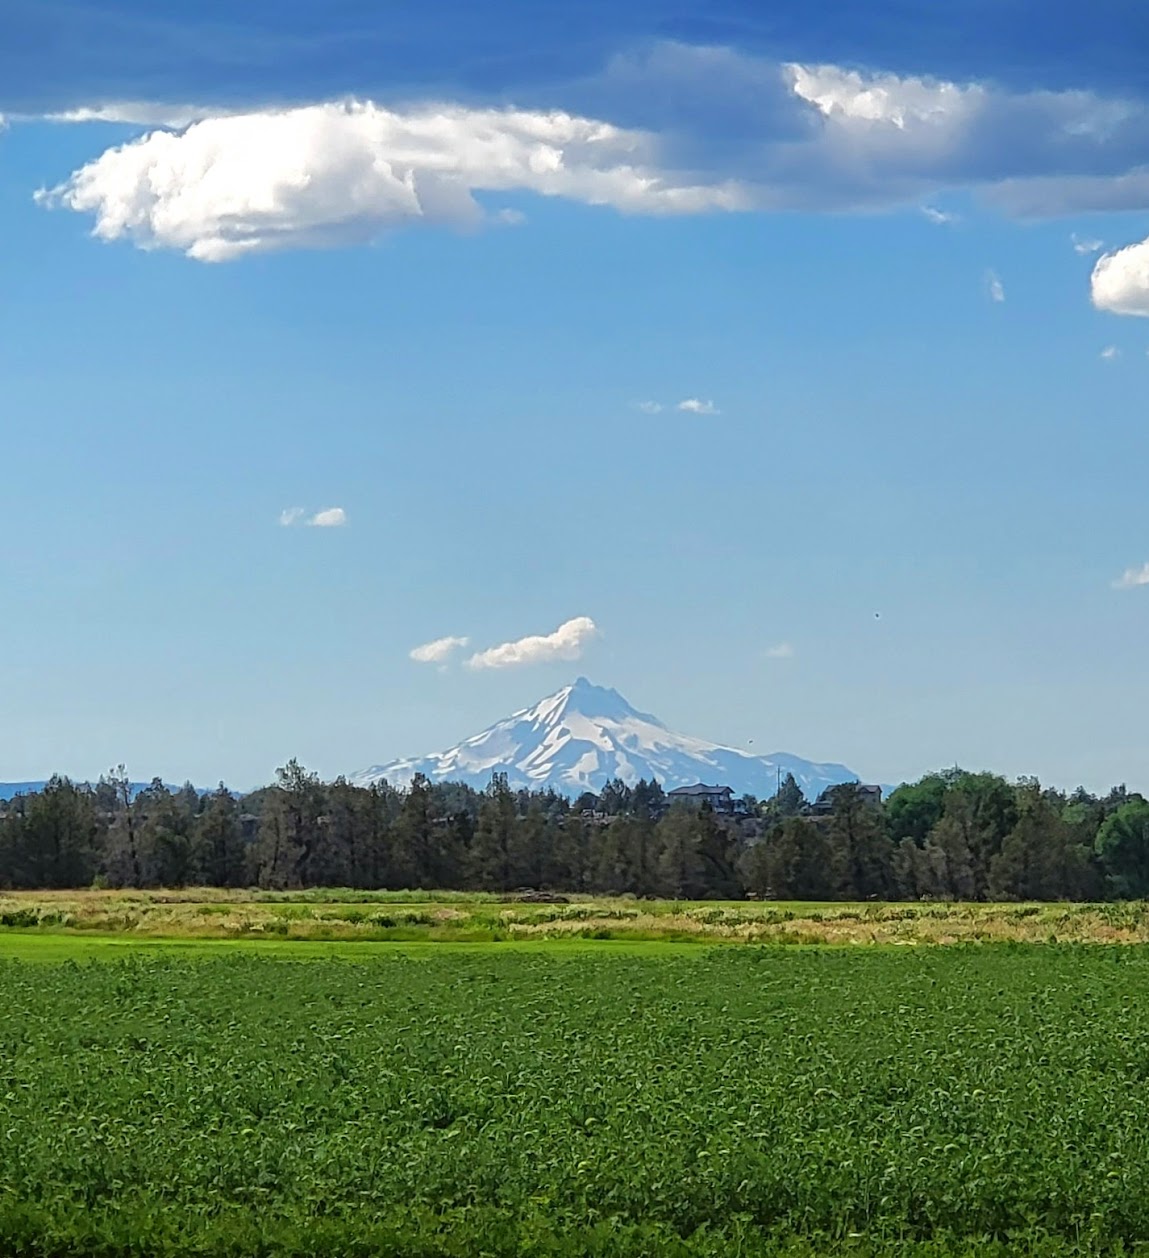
[4,945,1149,1256]
[1,888,1149,947]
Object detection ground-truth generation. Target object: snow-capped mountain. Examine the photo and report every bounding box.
[352,678,861,800]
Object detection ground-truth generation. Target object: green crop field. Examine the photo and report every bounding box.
[1,947,1149,1256]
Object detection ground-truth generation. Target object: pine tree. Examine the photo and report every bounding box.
[772,772,806,819]
[471,774,519,891]
[989,786,1071,900]
[655,808,707,899]
[392,774,438,889]
[694,808,742,898]
[826,784,893,899]
[744,818,833,900]
[102,765,142,887]
[193,786,247,887]
[18,777,98,888]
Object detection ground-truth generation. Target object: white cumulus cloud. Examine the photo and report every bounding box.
[788,62,983,130]
[677,398,719,414]
[279,506,347,527]
[1092,238,1149,316]
[1101,345,1121,360]
[36,100,744,261]
[986,270,1006,302]
[38,45,1149,264]
[466,616,599,670]
[921,205,957,225]
[1114,562,1149,589]
[410,635,470,664]
[765,642,795,659]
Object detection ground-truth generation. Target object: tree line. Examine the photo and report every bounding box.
[1,763,1148,900]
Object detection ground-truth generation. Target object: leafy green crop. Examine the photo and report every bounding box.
[0,947,1147,1255]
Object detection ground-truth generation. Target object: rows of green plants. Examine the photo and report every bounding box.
[2,947,1149,1255]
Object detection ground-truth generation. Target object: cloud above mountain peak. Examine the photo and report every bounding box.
[466,616,599,670]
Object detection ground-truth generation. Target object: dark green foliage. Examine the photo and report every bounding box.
[743,817,835,899]
[0,762,1142,900]
[0,776,98,889]
[827,782,894,898]
[770,771,806,819]
[1096,799,1149,897]
[885,772,952,845]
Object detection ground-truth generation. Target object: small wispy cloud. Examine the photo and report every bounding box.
[494,207,526,226]
[466,616,599,670]
[1113,562,1149,589]
[1071,233,1104,255]
[43,102,219,128]
[634,400,663,414]
[1101,345,1121,361]
[986,270,1006,303]
[921,205,957,226]
[765,642,795,659]
[279,506,348,528]
[410,635,470,664]
[677,398,719,415]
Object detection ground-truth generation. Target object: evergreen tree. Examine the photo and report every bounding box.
[599,779,633,817]
[655,808,707,899]
[102,765,142,887]
[16,777,98,889]
[743,818,833,900]
[392,774,438,888]
[694,807,742,898]
[925,792,981,900]
[471,774,519,891]
[510,801,549,889]
[551,815,592,892]
[612,815,659,896]
[826,784,893,899]
[250,761,325,888]
[771,772,806,819]
[630,779,667,821]
[989,786,1073,900]
[193,786,247,887]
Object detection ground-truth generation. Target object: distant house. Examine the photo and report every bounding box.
[808,783,883,816]
[667,784,747,815]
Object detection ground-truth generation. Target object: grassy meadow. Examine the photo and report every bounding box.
[3,887,1149,947]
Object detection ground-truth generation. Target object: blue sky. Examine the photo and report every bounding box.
[3,0,1149,792]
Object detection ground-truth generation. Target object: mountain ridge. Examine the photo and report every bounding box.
[353,677,861,800]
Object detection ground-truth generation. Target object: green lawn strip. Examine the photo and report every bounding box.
[0,931,715,961]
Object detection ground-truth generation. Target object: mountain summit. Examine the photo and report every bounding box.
[352,678,860,799]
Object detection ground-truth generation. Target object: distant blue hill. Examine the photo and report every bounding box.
[0,782,53,801]
[0,781,181,802]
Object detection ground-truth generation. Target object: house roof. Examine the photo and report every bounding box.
[668,783,734,796]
